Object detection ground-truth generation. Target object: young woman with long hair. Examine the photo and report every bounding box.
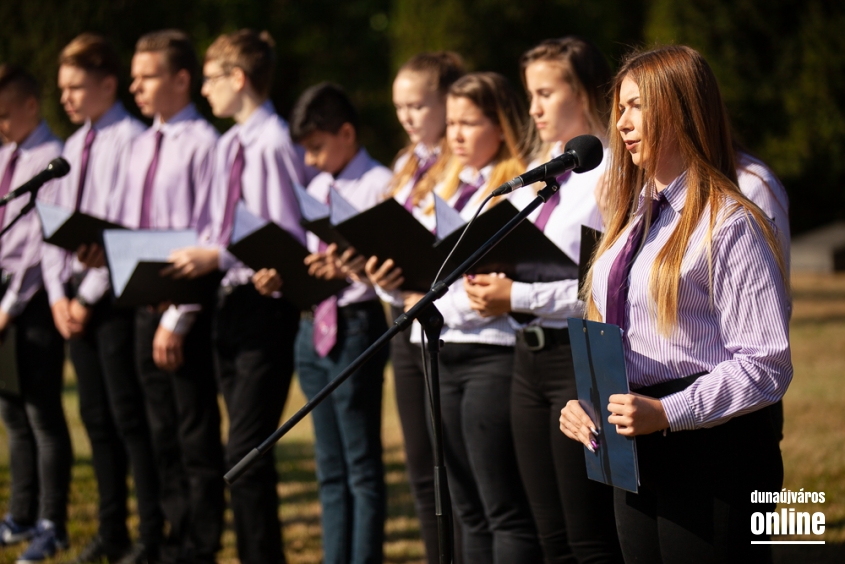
[560,45,791,564]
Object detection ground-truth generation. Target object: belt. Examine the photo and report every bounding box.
[515,325,570,352]
[633,371,708,399]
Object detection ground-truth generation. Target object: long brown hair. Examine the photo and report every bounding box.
[436,72,533,208]
[389,52,465,206]
[520,36,611,159]
[583,45,787,334]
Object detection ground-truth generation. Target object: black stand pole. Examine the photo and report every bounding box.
[225,177,562,564]
[0,193,37,240]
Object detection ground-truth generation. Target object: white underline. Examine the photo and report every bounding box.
[751,541,826,545]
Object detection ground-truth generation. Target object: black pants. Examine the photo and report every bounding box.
[135,307,225,564]
[614,407,782,564]
[439,342,542,564]
[389,307,463,564]
[0,291,70,526]
[70,298,162,547]
[511,338,623,564]
[213,285,299,564]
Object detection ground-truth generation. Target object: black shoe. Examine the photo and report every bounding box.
[65,535,130,564]
[114,544,160,564]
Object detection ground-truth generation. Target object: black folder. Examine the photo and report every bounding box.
[36,200,124,251]
[103,229,220,307]
[226,203,349,310]
[293,183,351,252]
[327,189,444,292]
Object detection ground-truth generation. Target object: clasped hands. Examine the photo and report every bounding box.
[559,394,670,449]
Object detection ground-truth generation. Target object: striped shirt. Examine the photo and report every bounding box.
[590,173,792,432]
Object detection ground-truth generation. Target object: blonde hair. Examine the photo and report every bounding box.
[205,29,276,98]
[389,52,465,206]
[583,45,787,335]
[520,37,612,161]
[434,72,533,210]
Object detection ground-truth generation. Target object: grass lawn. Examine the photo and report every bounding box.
[0,272,844,563]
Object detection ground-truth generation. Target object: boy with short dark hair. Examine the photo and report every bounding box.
[41,32,163,564]
[288,82,391,564]
[82,29,225,564]
[0,63,71,564]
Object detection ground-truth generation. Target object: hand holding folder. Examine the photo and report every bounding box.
[566,318,640,493]
[102,229,220,307]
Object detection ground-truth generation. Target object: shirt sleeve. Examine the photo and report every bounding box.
[510,279,583,320]
[41,243,70,306]
[159,304,200,336]
[373,284,404,308]
[438,282,492,330]
[1,213,47,317]
[75,266,111,305]
[660,213,792,431]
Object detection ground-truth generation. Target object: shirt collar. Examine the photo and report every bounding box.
[90,101,129,132]
[636,170,688,215]
[237,100,275,146]
[333,147,371,185]
[458,163,494,187]
[413,142,440,164]
[154,103,200,137]
[550,141,563,159]
[14,121,52,154]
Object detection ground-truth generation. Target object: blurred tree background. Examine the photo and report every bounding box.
[0,0,841,233]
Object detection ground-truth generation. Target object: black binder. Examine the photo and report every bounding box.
[226,203,348,310]
[293,183,351,252]
[36,200,124,251]
[103,229,220,307]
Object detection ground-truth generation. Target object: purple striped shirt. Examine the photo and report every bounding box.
[590,173,792,432]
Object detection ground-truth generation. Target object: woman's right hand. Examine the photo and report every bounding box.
[364,256,404,291]
[560,400,600,453]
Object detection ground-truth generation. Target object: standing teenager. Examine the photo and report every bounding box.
[81,30,225,564]
[166,29,306,564]
[0,64,71,564]
[42,34,163,564]
[364,51,464,564]
[289,82,392,564]
[464,38,622,563]
[559,45,791,564]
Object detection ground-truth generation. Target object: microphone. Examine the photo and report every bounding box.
[491,134,603,196]
[0,157,71,205]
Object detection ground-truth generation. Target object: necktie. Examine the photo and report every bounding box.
[605,194,667,328]
[0,150,20,227]
[403,155,437,212]
[533,171,571,232]
[139,130,164,228]
[220,141,245,243]
[313,186,338,357]
[453,178,483,213]
[75,127,96,210]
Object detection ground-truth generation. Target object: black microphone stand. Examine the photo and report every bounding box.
[0,190,41,240]
[225,176,562,564]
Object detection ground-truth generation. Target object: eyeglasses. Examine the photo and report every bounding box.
[202,72,230,86]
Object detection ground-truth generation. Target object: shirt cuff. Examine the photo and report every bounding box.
[45,276,68,306]
[510,281,533,313]
[218,247,237,271]
[374,284,404,308]
[660,390,697,432]
[0,291,25,317]
[76,269,110,305]
[159,305,199,336]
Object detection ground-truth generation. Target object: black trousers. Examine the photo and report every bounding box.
[614,407,782,564]
[389,307,463,564]
[70,298,162,546]
[212,285,299,564]
[439,342,542,564]
[511,338,622,564]
[0,291,70,526]
[135,307,225,564]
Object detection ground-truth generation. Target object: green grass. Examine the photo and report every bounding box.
[1,273,844,562]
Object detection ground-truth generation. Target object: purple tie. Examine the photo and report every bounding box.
[0,150,20,227]
[533,171,571,232]
[75,127,96,210]
[221,141,245,243]
[313,187,338,357]
[139,130,164,229]
[453,179,482,213]
[605,194,667,328]
[403,155,437,212]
